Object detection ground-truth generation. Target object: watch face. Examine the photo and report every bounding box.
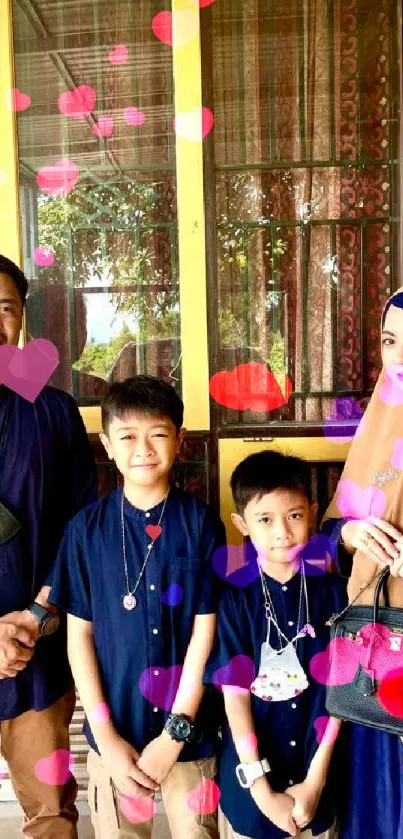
[176,719,191,739]
[238,768,247,785]
[42,614,60,636]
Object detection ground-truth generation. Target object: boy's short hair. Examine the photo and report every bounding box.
[101,375,184,434]
[0,254,28,306]
[231,450,312,515]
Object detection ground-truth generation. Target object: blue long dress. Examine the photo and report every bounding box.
[323,518,403,839]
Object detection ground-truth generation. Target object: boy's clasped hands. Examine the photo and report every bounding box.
[99,727,182,798]
[251,772,324,836]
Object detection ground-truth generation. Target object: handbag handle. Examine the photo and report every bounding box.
[372,567,391,623]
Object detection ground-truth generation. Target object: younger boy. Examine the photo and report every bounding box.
[205,451,347,839]
[49,376,224,839]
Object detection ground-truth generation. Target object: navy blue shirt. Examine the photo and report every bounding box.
[205,567,347,839]
[0,385,98,720]
[49,488,225,759]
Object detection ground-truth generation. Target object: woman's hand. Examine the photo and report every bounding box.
[341,517,402,568]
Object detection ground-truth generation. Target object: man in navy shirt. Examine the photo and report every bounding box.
[205,451,347,839]
[0,254,98,837]
[49,376,225,838]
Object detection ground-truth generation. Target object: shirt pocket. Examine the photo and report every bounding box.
[166,555,203,617]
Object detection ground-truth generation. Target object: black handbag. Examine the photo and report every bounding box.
[325,568,403,735]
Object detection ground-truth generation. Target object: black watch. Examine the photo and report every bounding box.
[28,603,60,637]
[164,713,200,744]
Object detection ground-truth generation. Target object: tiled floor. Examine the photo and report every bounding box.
[0,803,171,838]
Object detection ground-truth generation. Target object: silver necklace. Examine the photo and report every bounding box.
[258,561,313,649]
[121,489,169,611]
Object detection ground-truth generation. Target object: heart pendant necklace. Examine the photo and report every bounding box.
[121,489,169,610]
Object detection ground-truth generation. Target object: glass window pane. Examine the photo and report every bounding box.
[206,0,401,425]
[13,0,180,403]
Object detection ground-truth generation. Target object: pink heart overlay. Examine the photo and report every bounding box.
[145,524,162,541]
[124,106,146,127]
[212,655,256,694]
[139,664,182,710]
[314,716,340,746]
[120,795,156,824]
[185,780,221,815]
[336,479,386,520]
[90,702,110,724]
[34,749,74,786]
[58,85,96,119]
[37,159,79,197]
[310,623,403,687]
[235,733,258,757]
[91,116,114,137]
[34,247,55,267]
[7,88,31,112]
[391,438,403,470]
[379,365,403,406]
[0,339,59,402]
[152,10,198,48]
[109,44,129,64]
[174,107,214,142]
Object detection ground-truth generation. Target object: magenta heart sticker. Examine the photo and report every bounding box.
[185,780,221,815]
[89,702,110,724]
[380,365,403,406]
[314,716,340,746]
[152,10,198,48]
[309,637,362,686]
[120,795,156,824]
[34,247,55,267]
[212,655,256,693]
[91,115,114,137]
[145,523,162,540]
[37,159,79,197]
[108,44,129,64]
[6,88,31,112]
[34,749,74,786]
[336,479,386,520]
[58,85,96,118]
[139,664,182,710]
[124,106,146,126]
[0,339,59,402]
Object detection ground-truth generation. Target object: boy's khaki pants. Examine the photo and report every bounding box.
[218,808,337,839]
[87,747,218,838]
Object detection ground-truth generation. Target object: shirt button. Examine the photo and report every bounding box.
[152,628,159,635]
[145,512,151,518]
[290,740,296,747]
[154,670,159,676]
[153,707,158,713]
[147,543,153,549]
[291,703,297,709]
[288,621,294,626]
[282,585,288,592]
[289,780,294,785]
[150,585,155,591]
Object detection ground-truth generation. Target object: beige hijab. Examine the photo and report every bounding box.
[324,288,403,605]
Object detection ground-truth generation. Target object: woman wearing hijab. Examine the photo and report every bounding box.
[322,288,403,839]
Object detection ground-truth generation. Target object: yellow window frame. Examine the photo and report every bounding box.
[0,0,210,432]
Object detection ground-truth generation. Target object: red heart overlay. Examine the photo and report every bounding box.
[209,362,292,412]
[145,524,162,541]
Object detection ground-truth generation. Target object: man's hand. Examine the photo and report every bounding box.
[285,778,323,830]
[250,777,297,836]
[0,610,40,642]
[99,732,159,798]
[137,731,183,785]
[0,618,35,679]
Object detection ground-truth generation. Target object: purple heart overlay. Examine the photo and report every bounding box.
[212,655,256,692]
[138,664,182,711]
[213,542,259,588]
[161,584,184,607]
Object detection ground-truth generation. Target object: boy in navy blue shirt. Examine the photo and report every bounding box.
[49,376,224,838]
[205,451,347,839]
